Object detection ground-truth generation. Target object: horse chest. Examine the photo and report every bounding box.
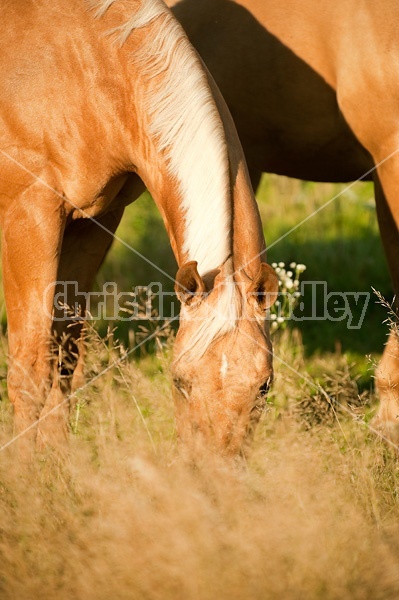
[66,173,130,221]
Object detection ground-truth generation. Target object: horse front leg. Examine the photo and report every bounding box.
[36,209,125,446]
[373,170,399,443]
[2,189,65,453]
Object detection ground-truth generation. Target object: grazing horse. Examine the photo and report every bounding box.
[0,0,278,455]
[167,0,399,443]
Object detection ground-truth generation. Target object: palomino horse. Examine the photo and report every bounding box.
[0,0,278,455]
[168,0,399,443]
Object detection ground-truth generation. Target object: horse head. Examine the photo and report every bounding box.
[172,260,278,455]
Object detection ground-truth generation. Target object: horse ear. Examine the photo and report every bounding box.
[175,261,206,306]
[247,263,279,311]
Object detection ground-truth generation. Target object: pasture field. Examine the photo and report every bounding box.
[0,176,399,599]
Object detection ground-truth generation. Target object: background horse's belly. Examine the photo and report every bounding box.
[233,107,373,183]
[171,0,373,183]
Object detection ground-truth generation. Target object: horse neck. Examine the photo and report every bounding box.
[94,1,264,282]
[94,0,233,277]
[208,75,266,284]
[127,2,265,283]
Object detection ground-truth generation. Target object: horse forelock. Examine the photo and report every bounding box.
[175,279,243,364]
[92,0,232,278]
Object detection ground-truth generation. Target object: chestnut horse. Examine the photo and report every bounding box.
[0,0,278,455]
[168,0,399,443]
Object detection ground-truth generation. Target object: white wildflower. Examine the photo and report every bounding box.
[270,259,306,334]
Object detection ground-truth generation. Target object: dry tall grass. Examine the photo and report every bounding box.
[0,330,398,600]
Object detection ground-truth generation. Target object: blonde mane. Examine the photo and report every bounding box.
[90,0,169,32]
[91,0,232,277]
[92,0,237,355]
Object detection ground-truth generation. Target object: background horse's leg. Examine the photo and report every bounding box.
[373,171,399,443]
[36,209,124,447]
[2,184,65,452]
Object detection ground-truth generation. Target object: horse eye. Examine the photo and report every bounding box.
[173,376,184,391]
[258,377,272,398]
[172,376,191,400]
[173,377,184,390]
